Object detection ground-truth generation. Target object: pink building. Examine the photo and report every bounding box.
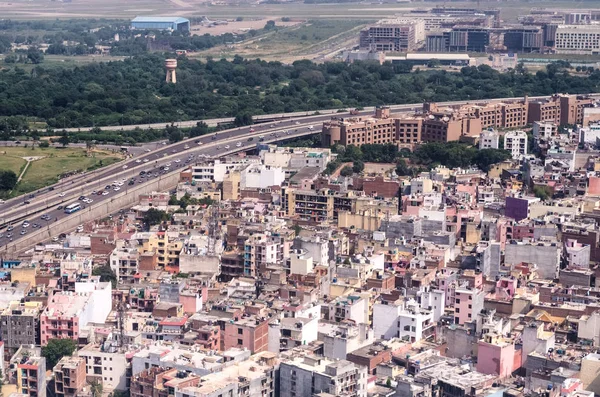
[40,292,92,345]
[588,176,600,196]
[477,334,521,378]
[496,277,517,298]
[453,287,485,325]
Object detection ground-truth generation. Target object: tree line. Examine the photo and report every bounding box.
[1,54,600,134]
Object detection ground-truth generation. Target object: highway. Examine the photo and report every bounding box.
[2,93,600,250]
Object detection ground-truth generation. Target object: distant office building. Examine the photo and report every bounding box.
[444,27,490,52]
[426,32,448,52]
[503,27,543,52]
[131,17,190,31]
[359,22,419,52]
[555,24,600,54]
[543,24,558,47]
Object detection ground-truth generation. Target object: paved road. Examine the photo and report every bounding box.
[2,93,599,250]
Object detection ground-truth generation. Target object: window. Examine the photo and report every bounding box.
[455,299,460,304]
[237,339,243,345]
[238,328,243,335]
[455,308,460,313]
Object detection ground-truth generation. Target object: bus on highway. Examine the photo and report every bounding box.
[64,203,81,214]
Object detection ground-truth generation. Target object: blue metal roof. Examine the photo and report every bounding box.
[131,16,190,24]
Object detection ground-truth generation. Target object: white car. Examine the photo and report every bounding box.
[145,149,151,152]
[224,145,230,149]
[102,191,109,196]
[143,159,149,163]
[122,165,128,169]
[164,167,170,171]
[175,159,181,163]
[86,198,94,204]
[136,159,142,163]
[236,142,242,147]
[166,162,171,167]
[308,125,314,130]
[184,145,189,149]
[57,192,65,197]
[114,187,120,191]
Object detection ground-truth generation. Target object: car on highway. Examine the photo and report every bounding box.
[20,230,27,235]
[143,159,149,163]
[7,226,13,232]
[6,233,12,239]
[122,165,128,169]
[23,200,30,205]
[78,196,85,201]
[102,191,109,196]
[247,137,254,141]
[114,187,120,191]
[32,223,40,228]
[97,191,104,195]
[164,167,170,171]
[175,159,181,163]
[136,159,142,163]
[212,135,217,140]
[57,192,65,197]
[22,221,29,228]
[57,205,63,210]
[184,145,189,149]
[145,149,151,152]
[224,145,230,149]
[0,199,4,204]
[308,125,314,130]
[236,142,242,147]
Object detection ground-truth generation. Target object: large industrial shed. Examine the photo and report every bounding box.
[131,17,190,31]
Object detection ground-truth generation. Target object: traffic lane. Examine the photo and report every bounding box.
[0,124,316,226]
[0,130,314,248]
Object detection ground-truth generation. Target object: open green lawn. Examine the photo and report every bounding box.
[0,146,122,196]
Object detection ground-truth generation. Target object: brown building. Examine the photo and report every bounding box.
[131,367,199,397]
[346,342,393,374]
[528,94,594,125]
[223,316,269,354]
[361,176,401,199]
[420,114,481,142]
[322,106,396,147]
[54,357,86,397]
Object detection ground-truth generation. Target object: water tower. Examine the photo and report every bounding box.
[165,59,177,84]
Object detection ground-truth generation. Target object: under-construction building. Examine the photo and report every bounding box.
[359,22,419,52]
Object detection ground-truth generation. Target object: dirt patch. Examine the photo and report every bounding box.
[191,18,301,36]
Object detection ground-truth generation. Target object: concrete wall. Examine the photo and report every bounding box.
[3,173,180,255]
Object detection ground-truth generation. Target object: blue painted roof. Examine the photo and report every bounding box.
[131,16,190,24]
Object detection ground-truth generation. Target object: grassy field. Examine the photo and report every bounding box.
[0,146,122,196]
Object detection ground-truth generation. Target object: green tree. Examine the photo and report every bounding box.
[38,141,50,148]
[473,149,512,172]
[26,47,44,64]
[0,170,17,191]
[143,208,170,226]
[395,158,410,176]
[4,53,17,64]
[90,380,103,397]
[92,264,117,288]
[189,121,209,138]
[340,166,353,177]
[352,160,364,173]
[58,132,70,147]
[293,224,302,237]
[533,185,552,201]
[234,113,253,127]
[264,20,276,30]
[42,339,77,369]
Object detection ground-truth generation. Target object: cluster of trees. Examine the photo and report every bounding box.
[143,208,171,226]
[0,170,18,192]
[92,264,117,288]
[169,193,215,209]
[325,143,408,175]
[1,55,600,133]
[411,142,512,171]
[42,338,77,369]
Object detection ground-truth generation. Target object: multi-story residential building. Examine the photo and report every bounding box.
[1,301,42,354]
[267,316,319,353]
[479,130,499,149]
[359,21,419,52]
[54,357,87,397]
[40,281,112,345]
[318,322,374,360]
[504,130,528,160]
[190,158,259,182]
[453,286,485,325]
[79,343,130,391]
[555,24,600,54]
[9,346,46,397]
[110,243,140,284]
[175,352,279,397]
[243,232,286,277]
[372,299,435,342]
[322,296,369,325]
[533,121,557,141]
[240,164,285,190]
[131,367,200,397]
[224,315,269,354]
[279,353,368,397]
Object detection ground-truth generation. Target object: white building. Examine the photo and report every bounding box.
[372,299,435,342]
[533,121,557,141]
[323,296,368,325]
[290,249,314,276]
[417,288,445,322]
[109,243,139,284]
[260,145,333,172]
[318,322,374,360]
[240,164,285,190]
[577,312,600,346]
[555,24,600,55]
[279,353,368,397]
[504,130,528,160]
[579,123,600,146]
[268,316,319,353]
[479,130,499,150]
[79,343,129,391]
[191,158,259,182]
[294,235,329,266]
[74,280,112,325]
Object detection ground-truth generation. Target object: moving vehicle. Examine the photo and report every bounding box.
[236,142,242,147]
[64,203,81,214]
